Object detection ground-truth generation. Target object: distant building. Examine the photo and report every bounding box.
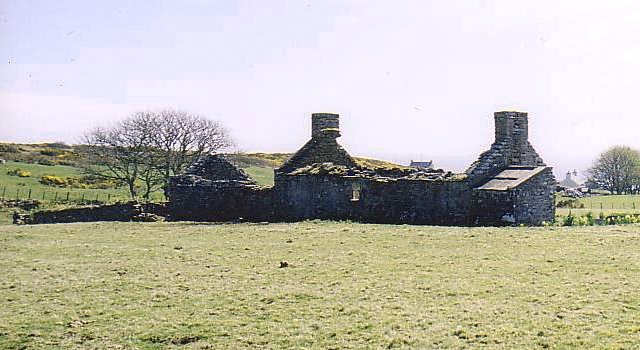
[558,170,585,189]
[410,160,434,169]
[0,158,5,164]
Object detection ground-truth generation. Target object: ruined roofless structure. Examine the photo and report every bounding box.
[167,111,556,226]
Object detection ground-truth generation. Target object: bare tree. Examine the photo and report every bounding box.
[81,110,233,200]
[147,109,233,186]
[588,146,640,195]
[82,115,155,199]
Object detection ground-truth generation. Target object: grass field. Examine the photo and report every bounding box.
[557,194,640,217]
[0,161,275,203]
[575,195,640,210]
[1,221,639,349]
[0,161,138,204]
[243,167,275,186]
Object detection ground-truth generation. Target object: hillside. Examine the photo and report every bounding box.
[226,152,406,170]
[0,143,406,190]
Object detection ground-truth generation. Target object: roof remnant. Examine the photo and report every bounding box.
[477,166,548,191]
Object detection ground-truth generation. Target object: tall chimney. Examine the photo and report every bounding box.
[494,111,528,147]
[311,113,341,139]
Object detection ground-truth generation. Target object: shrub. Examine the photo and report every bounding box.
[557,199,585,209]
[563,213,575,226]
[41,142,69,149]
[39,174,122,189]
[555,212,640,226]
[0,144,19,153]
[36,158,56,166]
[40,175,68,187]
[7,168,31,177]
[40,148,63,157]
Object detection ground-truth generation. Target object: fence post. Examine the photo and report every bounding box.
[108,194,111,202]
[16,188,19,200]
[81,193,85,203]
[600,203,603,210]
[1,186,5,199]
[42,191,46,200]
[54,192,58,201]
[66,192,70,201]
[95,193,99,202]
[28,188,32,199]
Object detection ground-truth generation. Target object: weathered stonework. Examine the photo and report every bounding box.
[278,113,358,173]
[466,112,546,187]
[182,154,254,183]
[30,202,166,224]
[166,111,556,226]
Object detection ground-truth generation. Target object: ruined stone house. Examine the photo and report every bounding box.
[167,111,555,226]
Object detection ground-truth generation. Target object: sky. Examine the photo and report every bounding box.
[2,0,640,176]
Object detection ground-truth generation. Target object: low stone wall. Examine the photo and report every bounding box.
[30,202,166,224]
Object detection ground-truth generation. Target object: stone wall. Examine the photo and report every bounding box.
[30,202,165,224]
[471,168,556,226]
[183,154,254,182]
[276,174,472,225]
[512,168,556,225]
[472,190,514,226]
[167,178,274,222]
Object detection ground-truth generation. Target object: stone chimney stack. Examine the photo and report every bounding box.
[467,110,547,185]
[311,113,341,139]
[494,111,529,147]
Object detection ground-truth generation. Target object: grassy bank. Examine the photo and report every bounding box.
[0,161,139,204]
[1,222,639,349]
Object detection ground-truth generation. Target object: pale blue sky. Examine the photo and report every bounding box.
[2,0,640,174]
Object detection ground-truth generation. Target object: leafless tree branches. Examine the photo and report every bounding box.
[81,110,233,200]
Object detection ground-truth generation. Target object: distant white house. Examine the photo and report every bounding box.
[0,158,5,164]
[410,160,434,170]
[558,170,586,189]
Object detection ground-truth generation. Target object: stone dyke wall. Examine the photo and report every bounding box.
[30,202,166,224]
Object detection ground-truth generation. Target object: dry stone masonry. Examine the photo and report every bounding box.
[167,111,556,226]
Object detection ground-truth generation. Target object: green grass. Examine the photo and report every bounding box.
[0,161,136,204]
[574,194,640,210]
[557,194,640,217]
[242,166,275,186]
[1,221,639,349]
